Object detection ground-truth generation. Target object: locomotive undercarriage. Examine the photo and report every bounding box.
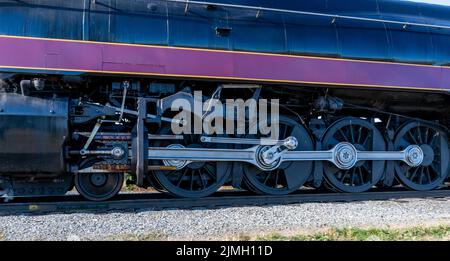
[0,76,449,201]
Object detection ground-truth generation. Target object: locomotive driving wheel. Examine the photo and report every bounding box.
[243,116,314,195]
[75,173,124,201]
[322,118,386,193]
[151,127,232,198]
[394,121,449,191]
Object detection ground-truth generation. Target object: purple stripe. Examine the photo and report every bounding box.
[0,36,448,90]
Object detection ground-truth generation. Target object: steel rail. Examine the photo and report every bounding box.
[165,0,450,31]
[1,188,450,215]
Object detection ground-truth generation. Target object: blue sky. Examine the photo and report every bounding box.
[408,0,450,5]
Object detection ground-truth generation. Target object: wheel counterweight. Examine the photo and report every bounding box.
[243,116,314,195]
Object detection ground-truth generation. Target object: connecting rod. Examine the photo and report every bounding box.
[147,138,424,171]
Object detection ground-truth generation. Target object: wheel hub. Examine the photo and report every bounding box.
[404,145,424,167]
[90,173,107,187]
[162,144,188,169]
[256,146,282,171]
[333,142,358,170]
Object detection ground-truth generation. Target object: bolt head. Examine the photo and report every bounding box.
[112,147,125,158]
[284,136,298,150]
[333,142,358,170]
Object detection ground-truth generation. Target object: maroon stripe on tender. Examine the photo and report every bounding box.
[0,36,448,90]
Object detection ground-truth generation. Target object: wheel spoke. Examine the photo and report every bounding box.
[362,134,371,148]
[176,168,188,187]
[335,170,343,181]
[350,168,356,186]
[405,167,412,178]
[338,129,349,142]
[357,167,364,184]
[419,167,426,184]
[357,126,363,144]
[166,170,177,178]
[263,171,272,185]
[416,127,423,144]
[200,171,207,189]
[204,165,216,180]
[274,170,280,188]
[407,130,419,144]
[342,170,350,182]
[429,132,438,146]
[190,171,195,191]
[350,125,355,143]
[410,167,420,181]
[430,163,440,177]
[424,128,429,144]
[426,167,432,183]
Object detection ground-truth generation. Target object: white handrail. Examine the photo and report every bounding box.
[163,0,450,30]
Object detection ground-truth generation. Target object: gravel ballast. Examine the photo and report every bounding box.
[1,197,450,240]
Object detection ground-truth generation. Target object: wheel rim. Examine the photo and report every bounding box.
[322,118,386,193]
[394,122,449,191]
[75,172,123,201]
[243,116,314,195]
[152,128,232,198]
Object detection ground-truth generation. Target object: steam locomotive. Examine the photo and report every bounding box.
[0,0,449,201]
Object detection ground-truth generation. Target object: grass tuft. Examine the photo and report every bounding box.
[104,232,168,241]
[256,226,450,241]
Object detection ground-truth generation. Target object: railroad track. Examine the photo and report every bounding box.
[1,187,450,215]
